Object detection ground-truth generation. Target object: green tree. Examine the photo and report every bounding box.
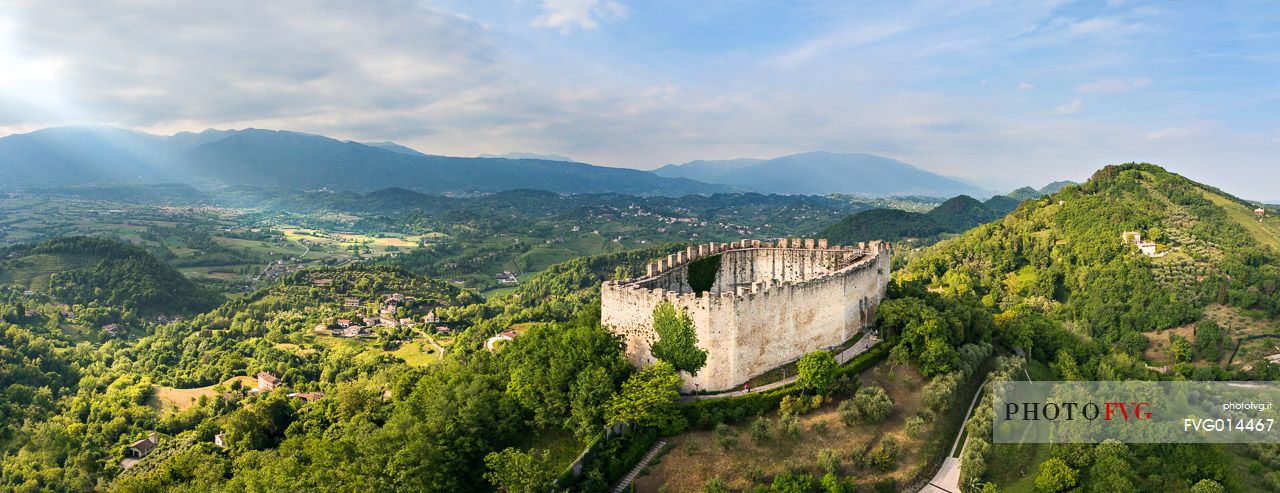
[769,471,816,493]
[797,350,838,395]
[1190,479,1225,493]
[483,447,559,493]
[1085,440,1134,492]
[1033,457,1078,493]
[1170,335,1194,363]
[1194,320,1222,361]
[841,386,893,425]
[604,361,683,431]
[649,301,707,375]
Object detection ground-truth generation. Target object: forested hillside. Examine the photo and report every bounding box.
[820,194,1018,245]
[0,237,219,315]
[887,163,1280,491]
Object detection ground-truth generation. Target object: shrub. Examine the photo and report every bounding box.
[701,476,731,493]
[779,394,814,416]
[777,413,802,440]
[769,471,816,493]
[843,386,893,425]
[749,415,772,444]
[820,473,852,493]
[817,448,842,474]
[714,423,737,450]
[904,416,925,438]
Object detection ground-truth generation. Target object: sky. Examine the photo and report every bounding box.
[0,1,1278,197]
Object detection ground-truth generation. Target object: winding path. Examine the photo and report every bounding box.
[919,376,987,493]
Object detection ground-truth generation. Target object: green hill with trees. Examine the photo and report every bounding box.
[820,194,1017,244]
[0,236,219,315]
[884,163,1280,491]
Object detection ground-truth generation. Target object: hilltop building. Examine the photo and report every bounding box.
[1122,231,1164,257]
[602,238,891,392]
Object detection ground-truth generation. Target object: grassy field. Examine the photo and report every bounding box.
[634,361,932,492]
[152,376,256,412]
[388,339,442,367]
[1200,188,1280,250]
[0,253,89,291]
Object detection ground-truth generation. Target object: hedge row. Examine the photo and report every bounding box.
[681,341,895,429]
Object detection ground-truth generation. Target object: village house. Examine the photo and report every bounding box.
[213,433,226,448]
[341,325,365,337]
[399,318,414,327]
[1256,208,1267,218]
[257,372,281,392]
[103,323,121,335]
[496,271,519,285]
[434,325,453,336]
[336,319,351,328]
[422,310,438,323]
[1121,231,1162,257]
[378,315,398,327]
[311,278,333,286]
[127,432,159,459]
[343,297,360,308]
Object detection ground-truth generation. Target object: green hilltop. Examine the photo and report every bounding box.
[0,236,220,315]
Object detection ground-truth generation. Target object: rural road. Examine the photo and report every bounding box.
[920,376,990,493]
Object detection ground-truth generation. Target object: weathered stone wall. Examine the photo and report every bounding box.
[601,238,891,392]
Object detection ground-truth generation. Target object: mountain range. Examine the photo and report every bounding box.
[654,151,990,197]
[1,126,996,198]
[0,127,723,196]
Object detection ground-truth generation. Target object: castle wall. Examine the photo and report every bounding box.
[601,239,891,392]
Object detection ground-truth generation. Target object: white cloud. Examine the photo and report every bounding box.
[1055,98,1083,114]
[1079,78,1150,93]
[1018,82,1034,91]
[532,0,626,32]
[773,22,908,69]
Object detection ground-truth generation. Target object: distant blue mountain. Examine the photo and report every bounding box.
[478,152,574,162]
[653,151,989,197]
[0,127,728,196]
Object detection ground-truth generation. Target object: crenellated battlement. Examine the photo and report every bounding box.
[601,238,891,392]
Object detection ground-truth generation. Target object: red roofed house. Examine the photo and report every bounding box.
[128,432,159,458]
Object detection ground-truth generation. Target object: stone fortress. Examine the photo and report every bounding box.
[601,238,891,392]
